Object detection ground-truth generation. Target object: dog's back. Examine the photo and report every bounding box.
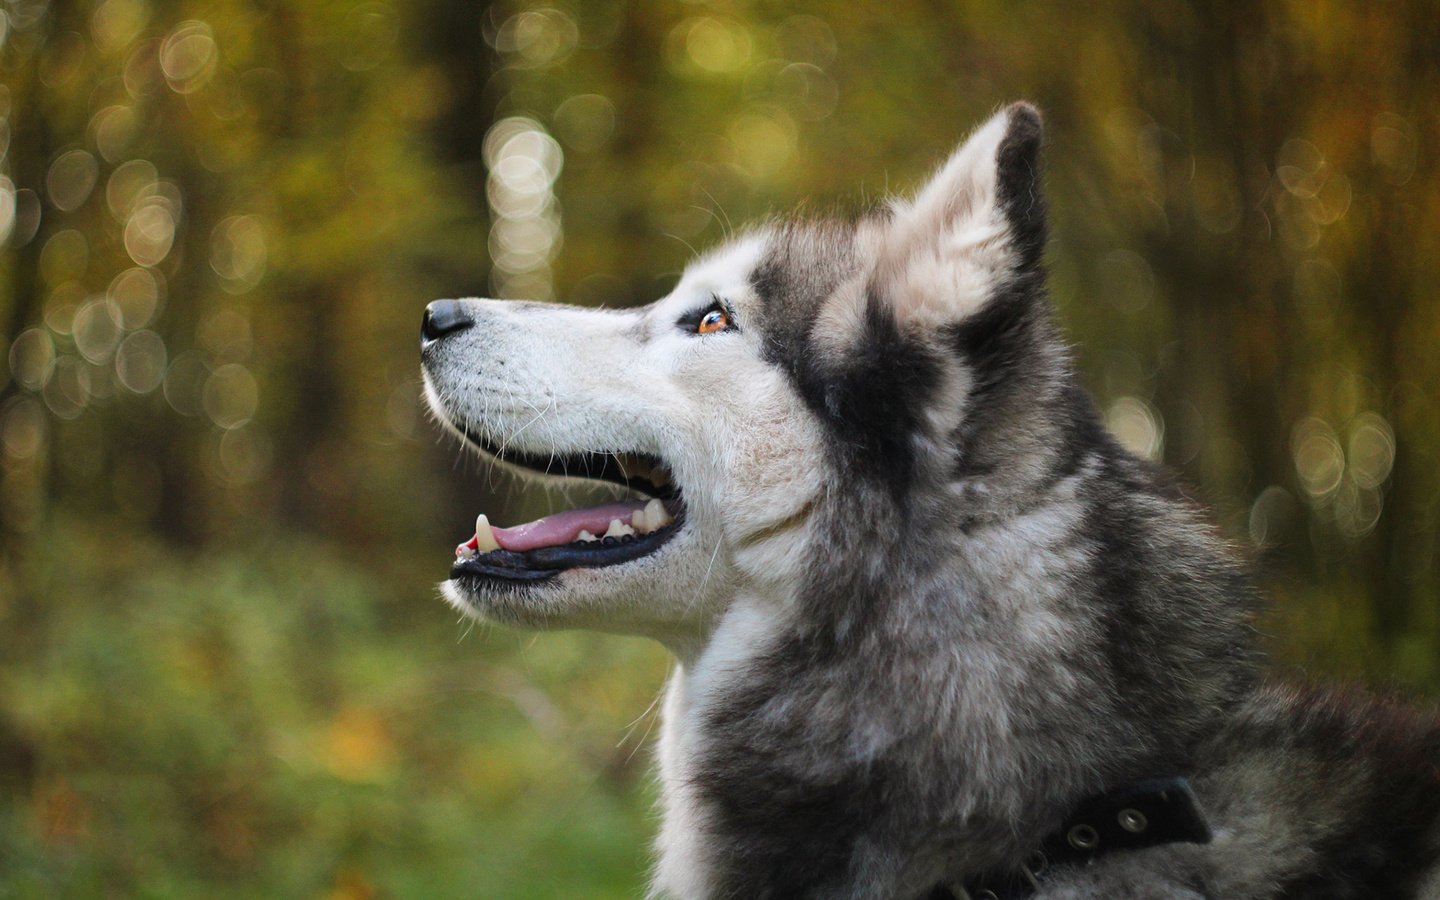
[1035,685,1440,897]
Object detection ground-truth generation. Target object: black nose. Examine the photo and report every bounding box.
[421,300,474,344]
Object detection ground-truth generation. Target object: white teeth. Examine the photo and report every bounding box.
[603,518,635,539]
[648,498,673,528]
[576,529,599,543]
[456,544,476,559]
[633,498,672,535]
[474,514,500,552]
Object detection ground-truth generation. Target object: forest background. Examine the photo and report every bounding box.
[1,1,1437,896]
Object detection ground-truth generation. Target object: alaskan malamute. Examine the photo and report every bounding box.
[420,104,1440,898]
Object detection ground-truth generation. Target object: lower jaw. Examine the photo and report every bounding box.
[448,517,684,583]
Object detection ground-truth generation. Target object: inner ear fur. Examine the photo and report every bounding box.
[870,103,1046,328]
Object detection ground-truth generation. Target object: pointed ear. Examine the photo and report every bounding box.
[872,102,1046,326]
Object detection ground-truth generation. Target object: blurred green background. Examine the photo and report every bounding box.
[1,0,1437,896]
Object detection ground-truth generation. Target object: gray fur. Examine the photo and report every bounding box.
[421,104,1440,898]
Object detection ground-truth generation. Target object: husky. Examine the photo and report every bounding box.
[419,104,1440,898]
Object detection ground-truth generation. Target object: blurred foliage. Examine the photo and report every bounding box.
[0,0,1437,895]
[0,516,664,897]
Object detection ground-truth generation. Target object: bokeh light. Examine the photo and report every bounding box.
[90,104,139,162]
[114,329,167,394]
[163,350,209,417]
[0,395,48,460]
[202,362,258,429]
[1292,418,1345,504]
[71,298,123,364]
[1248,485,1298,547]
[159,20,218,94]
[45,148,98,212]
[484,116,562,300]
[91,0,149,53]
[196,308,252,363]
[106,158,157,219]
[209,215,267,292]
[107,266,163,328]
[7,328,56,390]
[10,187,42,245]
[1370,112,1417,185]
[1347,412,1396,491]
[0,176,15,243]
[217,421,272,484]
[124,195,177,266]
[43,355,90,419]
[493,7,577,68]
[1106,396,1164,461]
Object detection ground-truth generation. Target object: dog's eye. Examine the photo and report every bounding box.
[680,297,737,336]
[696,309,730,335]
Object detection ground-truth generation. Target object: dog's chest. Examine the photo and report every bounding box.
[644,526,1117,897]
[651,594,789,897]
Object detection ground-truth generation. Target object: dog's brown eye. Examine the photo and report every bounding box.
[697,309,730,334]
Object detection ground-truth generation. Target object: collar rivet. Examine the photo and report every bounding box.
[1118,808,1149,833]
[1066,824,1100,850]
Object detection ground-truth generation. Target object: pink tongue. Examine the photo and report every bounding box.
[490,500,647,552]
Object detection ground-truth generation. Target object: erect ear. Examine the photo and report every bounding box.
[871,102,1045,327]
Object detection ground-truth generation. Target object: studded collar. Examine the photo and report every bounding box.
[927,776,1212,900]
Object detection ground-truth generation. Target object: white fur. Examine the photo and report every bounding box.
[877,107,1017,329]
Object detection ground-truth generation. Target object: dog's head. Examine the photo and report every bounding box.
[421,103,1068,644]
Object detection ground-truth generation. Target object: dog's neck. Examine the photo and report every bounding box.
[646,470,1255,898]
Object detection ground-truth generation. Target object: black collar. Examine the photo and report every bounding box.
[927,776,1212,900]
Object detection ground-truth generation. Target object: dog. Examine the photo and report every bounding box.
[419,103,1440,899]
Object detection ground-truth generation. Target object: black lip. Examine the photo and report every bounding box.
[449,513,685,584]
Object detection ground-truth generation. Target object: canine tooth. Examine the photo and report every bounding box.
[474,514,500,552]
[577,530,599,543]
[636,498,668,533]
[648,498,674,528]
[603,518,635,539]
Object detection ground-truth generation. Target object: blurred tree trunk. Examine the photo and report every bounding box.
[427,0,496,199]
[1120,2,1438,666]
[1157,3,1298,521]
[0,0,50,357]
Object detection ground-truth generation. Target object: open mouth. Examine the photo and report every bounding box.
[449,438,685,584]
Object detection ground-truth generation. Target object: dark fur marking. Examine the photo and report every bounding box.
[752,227,942,500]
[798,292,942,499]
[945,279,1044,481]
[693,705,895,898]
[1080,448,1261,774]
[994,103,1047,271]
